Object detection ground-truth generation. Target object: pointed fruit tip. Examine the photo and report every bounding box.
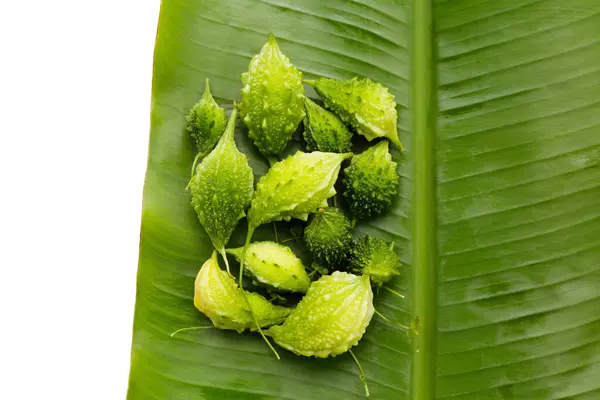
[221,108,238,141]
[266,33,280,51]
[229,107,238,121]
[376,140,392,153]
[394,138,404,152]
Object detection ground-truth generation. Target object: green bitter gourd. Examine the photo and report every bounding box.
[348,235,401,286]
[239,34,305,159]
[303,97,353,153]
[343,140,399,220]
[194,251,293,333]
[189,109,254,273]
[186,78,227,157]
[227,241,310,293]
[267,271,374,357]
[304,207,353,267]
[306,77,402,149]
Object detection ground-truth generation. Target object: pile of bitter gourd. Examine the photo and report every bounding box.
[184,34,403,395]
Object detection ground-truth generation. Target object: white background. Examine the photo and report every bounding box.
[0,1,161,398]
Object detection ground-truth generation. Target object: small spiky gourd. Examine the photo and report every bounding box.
[239,34,305,158]
[185,78,227,157]
[348,235,401,286]
[343,140,399,220]
[304,208,353,266]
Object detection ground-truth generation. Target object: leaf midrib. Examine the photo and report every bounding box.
[411,1,438,399]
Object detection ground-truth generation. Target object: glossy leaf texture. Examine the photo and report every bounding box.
[129,1,600,399]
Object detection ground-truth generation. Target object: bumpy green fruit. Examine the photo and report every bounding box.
[348,235,400,286]
[267,271,374,357]
[194,251,292,333]
[189,109,254,273]
[304,208,353,266]
[307,77,402,149]
[247,151,352,232]
[343,140,399,220]
[227,241,310,293]
[186,78,227,157]
[303,97,353,153]
[239,34,305,158]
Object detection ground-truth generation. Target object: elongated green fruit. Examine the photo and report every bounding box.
[189,109,254,273]
[343,140,399,220]
[306,77,402,149]
[267,271,374,357]
[247,151,352,232]
[186,78,227,157]
[239,34,305,158]
[194,251,292,333]
[303,97,353,153]
[227,241,310,293]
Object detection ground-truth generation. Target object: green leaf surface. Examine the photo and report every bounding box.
[129,0,600,399]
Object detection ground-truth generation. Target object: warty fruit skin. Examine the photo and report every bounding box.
[267,271,374,357]
[186,78,227,157]
[226,241,310,293]
[194,251,292,333]
[307,76,402,149]
[239,34,305,158]
[342,140,399,220]
[348,234,401,286]
[303,97,353,153]
[189,109,254,266]
[304,207,353,267]
[247,150,352,230]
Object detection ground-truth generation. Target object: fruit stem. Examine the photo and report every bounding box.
[374,308,409,331]
[170,326,213,338]
[238,225,280,359]
[185,152,204,190]
[240,225,255,287]
[349,349,370,397]
[384,286,406,299]
[219,248,232,276]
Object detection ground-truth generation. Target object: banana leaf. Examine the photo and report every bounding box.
[128,0,600,398]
